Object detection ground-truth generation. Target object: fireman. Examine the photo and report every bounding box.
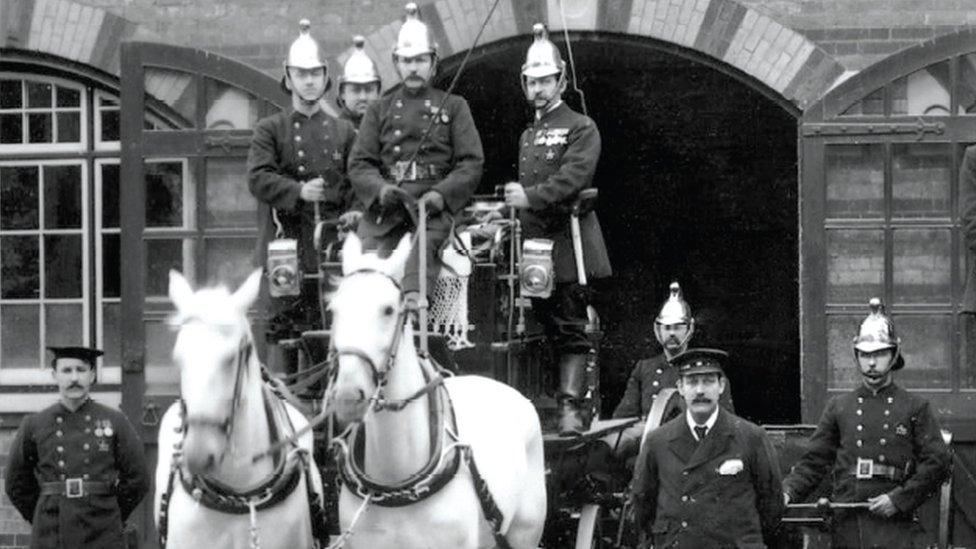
[607,282,734,460]
[504,24,611,435]
[247,20,359,373]
[783,298,951,548]
[337,35,382,130]
[349,3,484,308]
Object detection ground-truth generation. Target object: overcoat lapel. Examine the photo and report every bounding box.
[666,420,697,465]
[685,410,734,471]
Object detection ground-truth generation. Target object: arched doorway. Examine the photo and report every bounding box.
[436,33,801,423]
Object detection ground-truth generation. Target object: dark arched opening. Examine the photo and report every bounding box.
[437,33,801,424]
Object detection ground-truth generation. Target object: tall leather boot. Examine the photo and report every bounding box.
[557,353,591,436]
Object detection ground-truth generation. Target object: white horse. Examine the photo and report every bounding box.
[327,233,547,548]
[155,270,326,549]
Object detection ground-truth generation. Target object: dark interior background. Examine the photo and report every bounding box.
[436,34,801,424]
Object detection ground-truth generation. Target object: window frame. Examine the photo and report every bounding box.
[0,73,88,154]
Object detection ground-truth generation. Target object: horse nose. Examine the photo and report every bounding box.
[333,387,368,423]
[184,444,218,474]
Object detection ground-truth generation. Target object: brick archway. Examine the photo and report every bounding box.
[343,0,846,110]
[0,0,156,75]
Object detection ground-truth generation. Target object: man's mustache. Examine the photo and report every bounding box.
[692,397,711,404]
[67,383,84,389]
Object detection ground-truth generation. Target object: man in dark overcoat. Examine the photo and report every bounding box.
[782,298,951,548]
[607,282,733,461]
[631,348,783,548]
[5,347,149,549]
[348,3,483,302]
[504,24,611,435]
[247,20,358,372]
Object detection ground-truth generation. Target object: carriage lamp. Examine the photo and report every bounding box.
[267,238,302,297]
[520,238,554,298]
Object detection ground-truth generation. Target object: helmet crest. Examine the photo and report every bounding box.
[521,23,565,79]
[340,35,382,88]
[394,3,438,59]
[852,297,904,370]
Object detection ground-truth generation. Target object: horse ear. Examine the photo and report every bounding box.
[341,232,364,275]
[385,233,412,281]
[233,269,263,312]
[168,270,194,311]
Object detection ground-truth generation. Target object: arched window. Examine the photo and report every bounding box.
[801,31,976,428]
[0,70,167,405]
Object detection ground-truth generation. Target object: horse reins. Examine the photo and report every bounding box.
[182,336,252,448]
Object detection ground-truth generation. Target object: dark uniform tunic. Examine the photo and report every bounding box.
[517,102,611,355]
[339,109,362,131]
[632,409,784,548]
[5,399,149,549]
[349,85,484,293]
[783,382,950,548]
[610,353,735,461]
[247,109,357,340]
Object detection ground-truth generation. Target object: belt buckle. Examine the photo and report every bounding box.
[65,478,84,498]
[856,458,874,479]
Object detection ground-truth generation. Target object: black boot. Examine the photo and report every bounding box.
[557,353,591,436]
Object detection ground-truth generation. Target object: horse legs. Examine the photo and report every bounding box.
[500,416,547,549]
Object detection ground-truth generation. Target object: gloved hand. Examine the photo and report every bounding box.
[299,177,327,202]
[419,191,445,214]
[504,182,529,209]
[338,210,362,231]
[379,184,403,211]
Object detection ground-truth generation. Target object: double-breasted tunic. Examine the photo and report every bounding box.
[247,109,358,273]
[349,85,483,292]
[4,399,149,549]
[516,102,611,283]
[631,409,784,548]
[782,382,950,548]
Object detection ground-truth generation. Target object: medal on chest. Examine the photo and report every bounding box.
[95,419,113,451]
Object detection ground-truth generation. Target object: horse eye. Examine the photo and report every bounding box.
[382,305,395,317]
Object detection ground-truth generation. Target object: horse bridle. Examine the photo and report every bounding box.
[181,334,253,446]
[329,268,411,409]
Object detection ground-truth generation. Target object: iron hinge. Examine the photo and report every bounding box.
[802,117,945,140]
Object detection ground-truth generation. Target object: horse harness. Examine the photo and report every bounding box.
[157,335,329,549]
[327,267,512,549]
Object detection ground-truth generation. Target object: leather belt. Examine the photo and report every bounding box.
[389,161,442,182]
[40,479,113,498]
[853,458,905,481]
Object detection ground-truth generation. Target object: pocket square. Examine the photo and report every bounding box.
[718,459,743,475]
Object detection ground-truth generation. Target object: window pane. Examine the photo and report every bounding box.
[102,234,120,298]
[892,143,950,217]
[44,164,82,229]
[45,304,83,347]
[56,86,79,107]
[101,163,120,228]
[206,158,255,227]
[57,112,80,142]
[893,228,951,304]
[826,144,884,218]
[102,303,120,368]
[145,320,179,395]
[146,239,186,297]
[827,315,860,389]
[206,79,259,130]
[891,61,951,116]
[1,165,39,229]
[45,234,82,298]
[958,53,976,114]
[145,161,184,227]
[895,315,950,389]
[840,88,884,116]
[144,67,197,129]
[25,81,51,108]
[0,113,22,143]
[827,229,884,304]
[27,112,52,143]
[961,313,976,388]
[1,235,39,298]
[1,305,39,368]
[100,109,120,142]
[205,238,254,289]
[0,80,22,108]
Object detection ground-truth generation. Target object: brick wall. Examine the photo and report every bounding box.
[0,429,31,549]
[113,0,976,72]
